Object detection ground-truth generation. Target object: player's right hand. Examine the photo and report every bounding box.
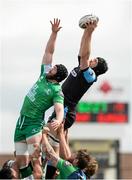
[85,20,98,32]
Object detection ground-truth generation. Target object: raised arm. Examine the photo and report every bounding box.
[79,21,97,70]
[57,123,71,160]
[42,18,62,65]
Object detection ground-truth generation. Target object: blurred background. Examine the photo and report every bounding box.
[1,0,132,179]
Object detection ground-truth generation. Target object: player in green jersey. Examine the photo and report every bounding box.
[14,18,68,179]
[41,125,98,179]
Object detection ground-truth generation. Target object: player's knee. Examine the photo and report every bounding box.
[28,143,41,157]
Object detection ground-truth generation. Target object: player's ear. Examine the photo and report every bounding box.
[74,158,79,164]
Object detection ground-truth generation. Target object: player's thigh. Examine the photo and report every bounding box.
[25,122,43,155]
[26,132,42,144]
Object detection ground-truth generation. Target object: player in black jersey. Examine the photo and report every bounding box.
[49,19,108,130]
[45,20,108,178]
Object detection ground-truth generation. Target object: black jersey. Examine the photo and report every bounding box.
[62,66,96,106]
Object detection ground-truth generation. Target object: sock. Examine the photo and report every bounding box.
[19,162,33,178]
[45,165,57,179]
[23,174,34,180]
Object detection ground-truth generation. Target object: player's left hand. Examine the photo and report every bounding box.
[50,119,61,131]
[50,18,62,33]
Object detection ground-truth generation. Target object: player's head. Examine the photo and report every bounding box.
[2,160,15,169]
[47,64,68,82]
[1,160,19,179]
[92,57,108,76]
[0,167,14,179]
[84,155,98,179]
[72,149,91,169]
[72,149,98,177]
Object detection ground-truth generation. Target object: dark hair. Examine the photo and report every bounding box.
[85,156,98,178]
[76,149,98,178]
[92,57,108,76]
[76,149,91,169]
[2,160,14,169]
[54,64,68,82]
[0,167,14,179]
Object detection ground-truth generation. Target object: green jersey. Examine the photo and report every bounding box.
[20,64,64,120]
[56,158,78,179]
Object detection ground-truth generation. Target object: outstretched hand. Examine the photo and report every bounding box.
[50,18,62,33]
[85,20,98,33]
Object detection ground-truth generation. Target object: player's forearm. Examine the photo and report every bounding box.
[42,18,61,65]
[58,133,71,160]
[79,31,92,59]
[45,32,58,55]
[56,110,64,123]
[42,32,58,64]
[55,103,64,123]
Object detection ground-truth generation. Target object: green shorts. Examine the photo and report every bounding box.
[14,115,45,142]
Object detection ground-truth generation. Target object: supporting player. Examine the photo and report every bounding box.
[41,125,98,179]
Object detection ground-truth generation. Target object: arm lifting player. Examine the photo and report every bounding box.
[42,125,98,179]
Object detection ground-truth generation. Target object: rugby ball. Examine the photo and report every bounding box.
[79,14,99,29]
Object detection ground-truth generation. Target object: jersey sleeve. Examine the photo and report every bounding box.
[40,64,52,76]
[78,56,81,66]
[53,89,64,104]
[57,158,76,177]
[82,67,96,83]
[57,158,65,169]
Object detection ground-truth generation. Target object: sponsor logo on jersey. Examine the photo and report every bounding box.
[64,161,72,166]
[71,69,77,77]
[27,84,38,102]
[89,71,93,75]
[46,89,51,95]
[31,128,39,133]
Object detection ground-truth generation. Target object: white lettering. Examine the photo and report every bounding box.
[27,84,38,102]
[71,70,77,77]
